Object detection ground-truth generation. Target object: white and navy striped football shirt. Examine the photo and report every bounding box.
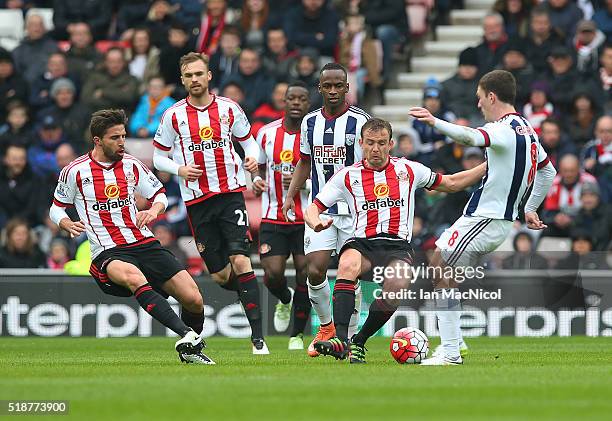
[466,112,550,221]
[299,104,370,215]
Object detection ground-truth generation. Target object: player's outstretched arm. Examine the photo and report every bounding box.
[304,203,333,232]
[153,147,203,181]
[49,203,86,237]
[524,161,557,230]
[409,107,487,147]
[282,158,311,221]
[435,162,487,193]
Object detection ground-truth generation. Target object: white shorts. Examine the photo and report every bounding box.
[435,216,512,267]
[304,214,353,255]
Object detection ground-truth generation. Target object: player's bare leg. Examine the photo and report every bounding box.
[261,255,293,333]
[106,261,212,364]
[288,253,310,349]
[305,249,335,356]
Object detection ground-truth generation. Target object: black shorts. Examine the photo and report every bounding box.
[340,234,414,280]
[259,222,305,258]
[89,239,184,298]
[186,192,251,274]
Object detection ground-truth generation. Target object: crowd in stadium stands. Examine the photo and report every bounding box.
[0,0,610,270]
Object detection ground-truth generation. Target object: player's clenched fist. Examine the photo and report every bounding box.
[59,219,86,237]
[178,164,203,181]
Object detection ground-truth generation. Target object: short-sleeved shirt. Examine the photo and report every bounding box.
[53,153,165,259]
[153,95,253,205]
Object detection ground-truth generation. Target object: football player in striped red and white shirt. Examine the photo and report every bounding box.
[303,118,486,362]
[49,109,214,364]
[152,52,268,354]
[252,81,311,349]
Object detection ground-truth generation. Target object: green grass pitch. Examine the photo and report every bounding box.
[1,336,611,420]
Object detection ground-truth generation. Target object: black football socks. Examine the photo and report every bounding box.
[134,284,191,337]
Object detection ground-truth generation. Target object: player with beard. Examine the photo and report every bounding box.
[152,52,269,355]
[252,81,312,349]
[49,109,214,365]
[282,63,369,357]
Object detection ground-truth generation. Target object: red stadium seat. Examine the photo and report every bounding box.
[95,40,131,54]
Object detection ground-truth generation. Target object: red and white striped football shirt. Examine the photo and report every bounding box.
[314,157,442,241]
[256,118,308,224]
[153,95,253,205]
[52,153,166,259]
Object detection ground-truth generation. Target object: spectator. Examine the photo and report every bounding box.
[597,42,612,113]
[172,0,204,31]
[572,182,611,251]
[116,0,153,40]
[338,13,383,104]
[126,28,161,84]
[593,0,612,42]
[544,0,583,41]
[240,0,269,53]
[474,13,509,75]
[151,220,188,269]
[524,6,565,75]
[196,0,233,56]
[251,81,287,135]
[38,78,90,150]
[442,47,480,122]
[501,231,548,269]
[539,118,578,169]
[498,38,535,107]
[288,48,321,110]
[0,218,46,268]
[129,76,176,138]
[11,14,58,85]
[46,237,70,269]
[284,0,340,59]
[573,19,606,78]
[52,0,112,41]
[158,21,193,98]
[144,0,177,47]
[567,92,600,148]
[262,27,298,82]
[412,79,456,166]
[544,45,581,115]
[557,230,609,270]
[28,114,68,178]
[523,81,555,136]
[542,154,597,237]
[209,26,242,91]
[359,0,408,84]
[0,144,43,228]
[0,49,29,126]
[582,114,612,202]
[222,48,275,115]
[221,81,246,107]
[64,22,102,85]
[81,48,140,114]
[493,0,532,38]
[0,101,33,156]
[393,128,422,161]
[29,52,76,112]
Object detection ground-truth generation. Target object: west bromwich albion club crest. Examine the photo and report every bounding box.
[345,134,356,146]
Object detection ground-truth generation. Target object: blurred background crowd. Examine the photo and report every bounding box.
[0,0,609,272]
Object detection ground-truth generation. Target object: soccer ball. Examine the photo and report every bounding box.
[390,327,429,364]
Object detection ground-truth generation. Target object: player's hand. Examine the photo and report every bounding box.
[281,196,296,222]
[59,219,86,237]
[178,164,203,182]
[243,157,258,173]
[282,173,292,189]
[409,107,435,127]
[525,211,547,230]
[135,209,158,228]
[252,178,267,196]
[312,217,333,232]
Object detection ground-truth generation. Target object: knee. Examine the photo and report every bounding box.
[183,289,204,312]
[229,254,251,273]
[307,264,326,284]
[263,269,284,286]
[337,258,360,279]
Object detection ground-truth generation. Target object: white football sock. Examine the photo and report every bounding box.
[307,277,332,326]
[348,280,362,337]
[435,288,461,359]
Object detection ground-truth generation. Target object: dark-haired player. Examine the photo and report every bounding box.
[410,69,556,365]
[253,81,312,350]
[152,52,269,355]
[49,109,214,365]
[304,118,486,363]
[283,63,369,357]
